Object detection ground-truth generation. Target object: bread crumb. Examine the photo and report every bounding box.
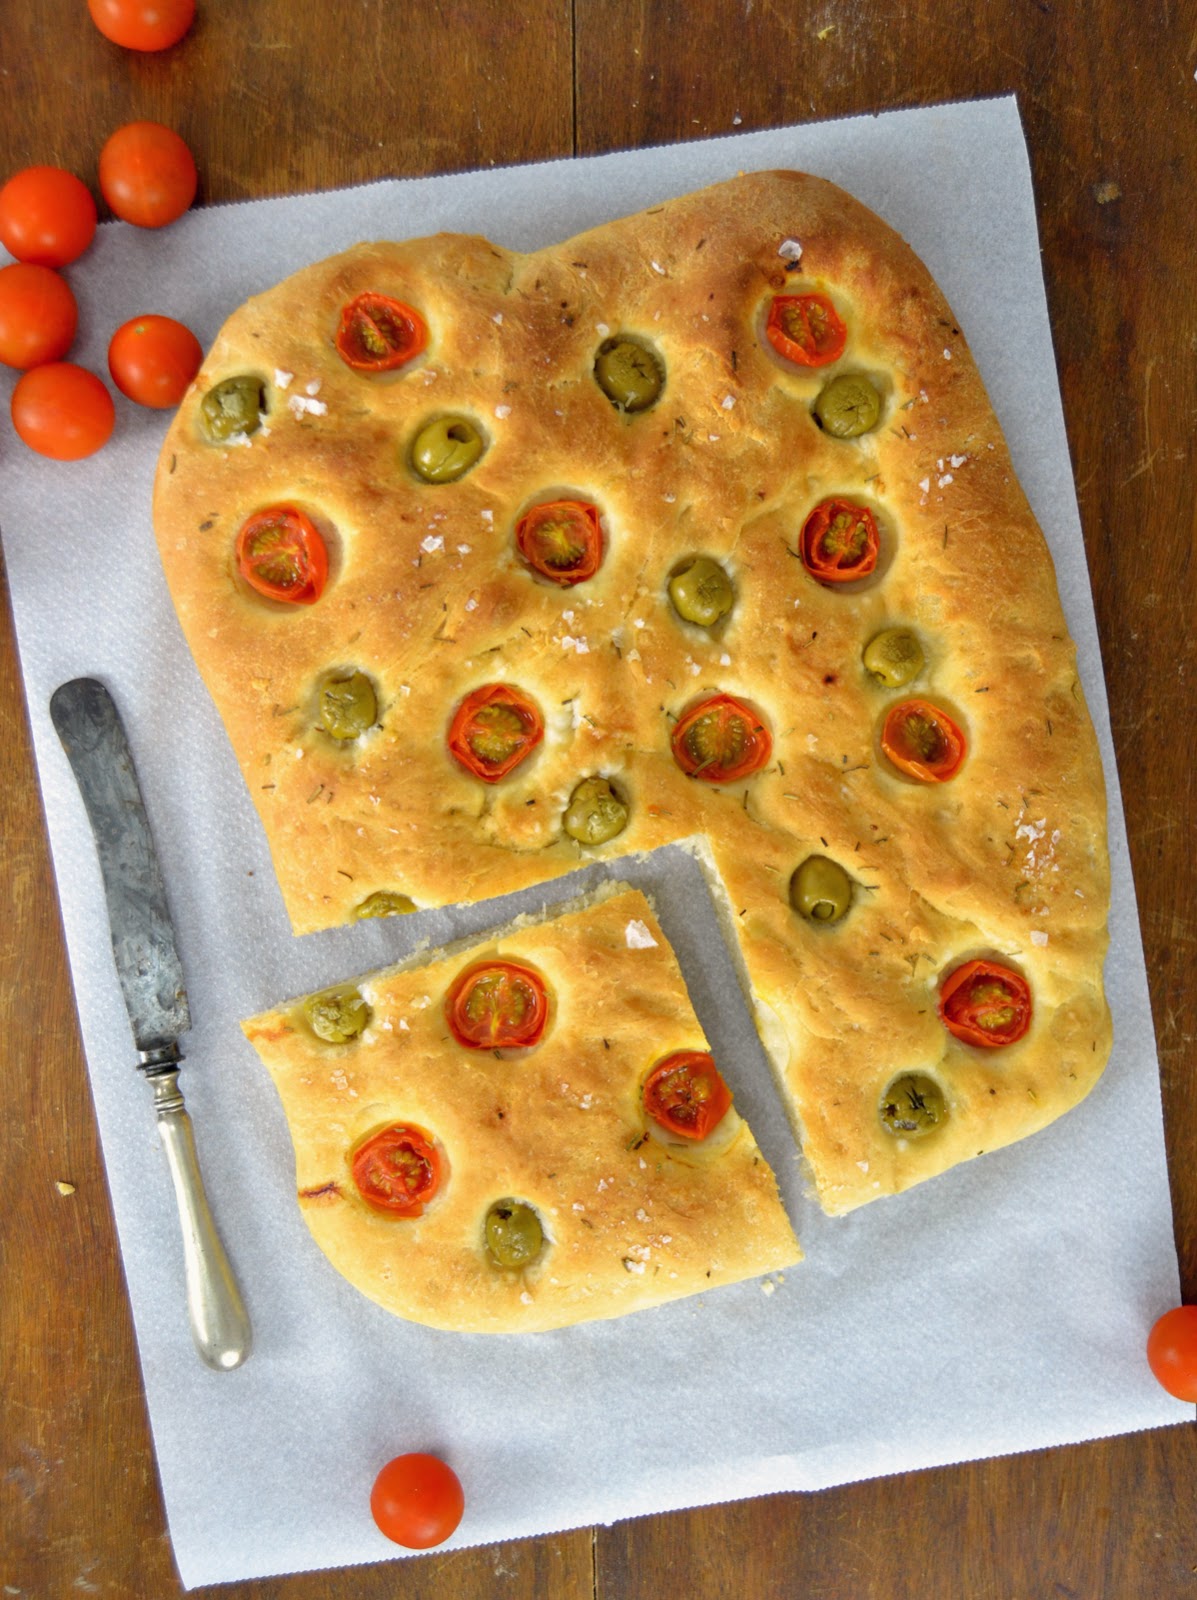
[625,919,658,949]
[761,1278,775,1295]
[55,1180,75,1196]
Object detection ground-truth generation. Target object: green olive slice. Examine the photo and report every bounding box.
[563,776,628,846]
[484,1199,544,1268]
[304,985,371,1043]
[668,556,734,627]
[411,415,484,482]
[813,373,882,439]
[318,671,377,740]
[354,891,417,919]
[200,375,264,441]
[879,1073,946,1137]
[789,855,853,924]
[594,337,663,412]
[863,627,925,688]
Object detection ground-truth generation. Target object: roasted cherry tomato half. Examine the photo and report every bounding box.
[643,1050,733,1141]
[107,314,202,408]
[351,1124,443,1217]
[0,263,77,370]
[87,0,195,50]
[880,699,966,782]
[448,683,543,782]
[670,692,772,782]
[1146,1306,1197,1402]
[11,362,114,460]
[515,499,604,585]
[235,505,329,605]
[335,292,428,373]
[765,292,847,368]
[938,958,1032,1049]
[0,166,96,267]
[99,121,197,228]
[370,1453,465,1549]
[800,497,880,583]
[445,960,550,1051]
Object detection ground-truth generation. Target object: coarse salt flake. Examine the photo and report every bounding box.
[288,394,327,418]
[420,535,444,553]
[943,347,953,360]
[596,322,610,337]
[918,478,930,493]
[949,453,968,468]
[778,237,803,262]
[494,403,512,419]
[305,379,322,396]
[625,919,658,949]
[650,259,666,275]
[938,473,954,488]
[274,369,293,389]
[492,311,504,324]
[465,597,478,612]
[481,509,494,524]
[1031,930,1050,947]
[457,543,472,554]
[721,393,736,409]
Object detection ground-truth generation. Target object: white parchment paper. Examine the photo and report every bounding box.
[1,97,1187,1590]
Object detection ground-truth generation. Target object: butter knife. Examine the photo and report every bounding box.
[50,676,251,1371]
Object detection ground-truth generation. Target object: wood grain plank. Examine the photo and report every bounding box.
[0,3,586,1597]
[574,0,1197,1594]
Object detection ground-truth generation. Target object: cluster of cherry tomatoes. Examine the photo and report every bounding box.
[0,1,202,459]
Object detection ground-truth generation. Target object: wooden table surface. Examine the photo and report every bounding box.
[2,2,1195,1595]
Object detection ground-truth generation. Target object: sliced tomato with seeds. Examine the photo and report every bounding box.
[448,683,543,782]
[235,505,329,604]
[880,699,966,782]
[336,293,428,372]
[516,499,604,585]
[938,959,1032,1049]
[446,960,550,1050]
[351,1124,443,1216]
[643,1051,733,1141]
[765,292,847,368]
[671,692,772,782]
[800,497,880,583]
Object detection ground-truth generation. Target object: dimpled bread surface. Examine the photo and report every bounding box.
[242,887,800,1333]
[156,169,1111,1216]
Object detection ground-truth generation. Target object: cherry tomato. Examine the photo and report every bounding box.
[643,1051,733,1141]
[0,166,96,267]
[800,497,879,583]
[87,0,195,51]
[351,1125,443,1217]
[938,959,1032,1049]
[446,961,549,1050]
[99,121,197,229]
[448,683,543,782]
[370,1453,464,1549]
[765,292,847,367]
[11,362,114,460]
[516,499,604,585]
[235,506,329,605]
[0,264,77,370]
[670,692,772,782]
[1146,1306,1197,1402]
[880,699,967,783]
[107,313,202,407]
[336,293,427,372]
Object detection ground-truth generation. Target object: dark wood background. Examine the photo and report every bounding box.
[3,2,1195,1595]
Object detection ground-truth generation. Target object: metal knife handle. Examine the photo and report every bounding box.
[149,1068,252,1371]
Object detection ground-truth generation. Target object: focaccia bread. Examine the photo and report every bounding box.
[156,170,1111,1215]
[242,887,800,1333]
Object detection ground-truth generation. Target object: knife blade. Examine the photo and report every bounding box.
[50,677,251,1371]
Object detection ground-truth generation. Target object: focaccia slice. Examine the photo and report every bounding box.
[242,887,800,1333]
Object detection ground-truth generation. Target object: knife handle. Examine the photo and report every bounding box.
[149,1069,253,1371]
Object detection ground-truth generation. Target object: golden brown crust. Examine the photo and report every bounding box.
[157,170,1111,1216]
[242,888,800,1333]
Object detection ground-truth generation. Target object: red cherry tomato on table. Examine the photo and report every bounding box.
[87,0,195,51]
[107,314,202,407]
[99,122,197,229]
[0,264,78,370]
[11,363,114,460]
[1146,1306,1197,1402]
[370,1453,464,1549]
[0,166,96,267]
